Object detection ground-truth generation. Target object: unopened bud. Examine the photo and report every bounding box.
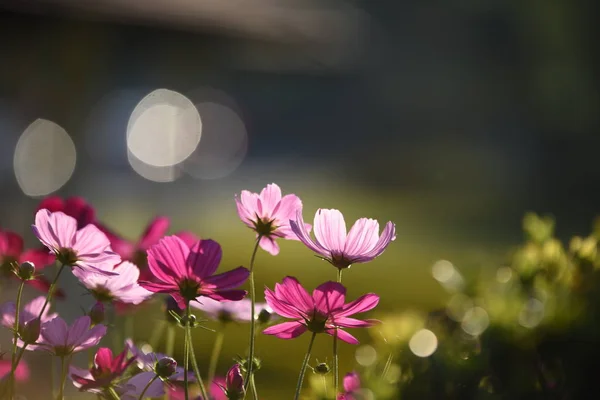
[313,362,331,375]
[155,357,177,378]
[181,314,197,327]
[20,318,41,344]
[17,262,36,281]
[226,364,245,400]
[257,308,272,325]
[88,302,105,326]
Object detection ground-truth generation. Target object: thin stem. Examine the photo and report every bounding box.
[334,268,343,397]
[208,329,225,384]
[138,374,159,400]
[250,375,259,400]
[8,280,25,398]
[321,375,328,397]
[57,356,67,400]
[186,305,209,400]
[244,235,262,396]
[40,262,67,317]
[106,387,121,400]
[294,333,317,400]
[183,308,190,400]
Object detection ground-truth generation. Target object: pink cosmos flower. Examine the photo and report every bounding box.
[0,229,63,297]
[32,209,120,276]
[139,236,249,309]
[74,261,153,305]
[37,196,96,229]
[0,296,58,348]
[191,297,273,324]
[0,359,29,382]
[37,315,106,356]
[337,372,361,400]
[70,346,136,392]
[235,183,310,255]
[263,277,379,344]
[290,209,396,270]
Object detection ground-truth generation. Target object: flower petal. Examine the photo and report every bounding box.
[258,236,280,256]
[259,183,282,216]
[334,317,377,328]
[313,209,347,253]
[343,218,380,257]
[203,267,249,291]
[263,321,307,339]
[265,288,302,319]
[138,217,170,250]
[361,221,396,260]
[326,328,359,344]
[147,236,189,282]
[41,317,69,347]
[289,211,329,256]
[312,281,346,315]
[187,239,222,278]
[337,293,380,317]
[67,316,92,348]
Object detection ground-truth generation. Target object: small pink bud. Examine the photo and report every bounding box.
[17,262,36,281]
[226,364,245,399]
[20,318,41,344]
[88,302,105,326]
[155,357,177,378]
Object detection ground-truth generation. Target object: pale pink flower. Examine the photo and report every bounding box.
[291,209,396,270]
[139,236,249,309]
[37,315,106,356]
[74,261,153,305]
[337,372,361,400]
[235,183,310,255]
[263,277,379,344]
[32,209,120,276]
[191,297,273,323]
[0,296,57,348]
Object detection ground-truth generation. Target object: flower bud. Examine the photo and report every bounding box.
[226,364,245,400]
[88,302,105,326]
[181,314,196,327]
[257,308,273,325]
[155,357,178,378]
[17,262,36,281]
[313,362,331,375]
[20,318,41,344]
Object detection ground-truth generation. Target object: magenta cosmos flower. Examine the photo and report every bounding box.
[70,346,136,392]
[0,296,57,348]
[37,196,96,229]
[337,372,361,400]
[139,236,249,309]
[290,209,396,270]
[235,183,310,255]
[74,261,153,305]
[37,315,106,356]
[0,359,29,382]
[191,297,272,324]
[0,228,63,297]
[32,209,120,276]
[263,277,379,344]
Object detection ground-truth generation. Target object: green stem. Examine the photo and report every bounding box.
[244,235,262,397]
[138,374,159,400]
[294,333,317,400]
[57,356,67,400]
[8,280,25,398]
[208,329,225,384]
[186,305,209,400]
[40,262,67,317]
[381,352,394,379]
[106,387,121,400]
[334,268,343,397]
[250,375,259,400]
[183,309,190,400]
[166,324,175,357]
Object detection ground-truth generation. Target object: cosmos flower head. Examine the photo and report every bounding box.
[263,277,379,344]
[32,210,121,276]
[138,236,249,309]
[291,209,396,270]
[235,183,311,255]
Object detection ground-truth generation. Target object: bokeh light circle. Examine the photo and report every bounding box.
[409,329,438,357]
[13,119,76,197]
[461,307,490,336]
[127,89,201,167]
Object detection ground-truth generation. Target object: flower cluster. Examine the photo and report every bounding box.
[0,183,395,399]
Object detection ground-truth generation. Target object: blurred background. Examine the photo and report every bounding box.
[0,0,599,398]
